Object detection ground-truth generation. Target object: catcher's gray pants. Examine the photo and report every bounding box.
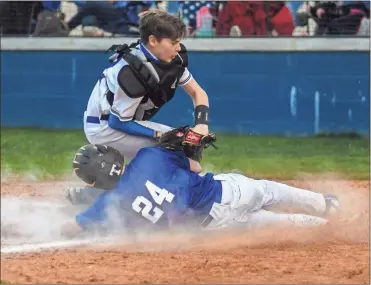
[84,114,172,161]
[205,173,328,230]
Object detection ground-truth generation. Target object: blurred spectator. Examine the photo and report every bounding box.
[0,1,43,35]
[42,1,63,11]
[318,1,369,35]
[285,1,302,26]
[66,1,155,36]
[178,1,218,35]
[124,1,158,24]
[216,1,294,36]
[1,0,369,38]
[33,1,69,36]
[0,1,68,36]
[294,1,370,36]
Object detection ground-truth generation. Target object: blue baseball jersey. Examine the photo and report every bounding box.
[76,146,222,232]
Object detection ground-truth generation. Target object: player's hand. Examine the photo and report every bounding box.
[192,124,209,136]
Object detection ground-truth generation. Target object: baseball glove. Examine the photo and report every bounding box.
[158,126,217,162]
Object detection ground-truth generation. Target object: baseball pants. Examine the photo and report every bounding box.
[206,173,328,230]
[84,115,172,161]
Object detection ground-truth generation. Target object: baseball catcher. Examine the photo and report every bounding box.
[67,9,214,204]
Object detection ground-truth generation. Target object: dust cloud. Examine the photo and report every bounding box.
[0,174,369,255]
[1,196,75,245]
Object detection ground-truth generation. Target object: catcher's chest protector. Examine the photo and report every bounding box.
[122,43,188,120]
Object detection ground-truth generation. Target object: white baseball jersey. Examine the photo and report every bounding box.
[83,43,192,160]
[84,43,192,136]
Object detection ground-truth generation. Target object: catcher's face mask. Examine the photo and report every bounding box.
[72,144,125,190]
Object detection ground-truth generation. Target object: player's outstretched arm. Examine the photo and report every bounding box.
[181,77,210,136]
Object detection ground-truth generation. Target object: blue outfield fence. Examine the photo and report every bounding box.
[1,38,370,136]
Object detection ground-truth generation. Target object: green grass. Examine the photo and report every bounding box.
[204,133,370,180]
[1,128,370,180]
[1,128,89,180]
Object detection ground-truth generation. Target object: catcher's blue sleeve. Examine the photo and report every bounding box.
[108,114,155,138]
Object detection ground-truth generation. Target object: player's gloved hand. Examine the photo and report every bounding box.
[158,126,217,162]
[201,132,217,149]
[183,128,217,162]
[183,128,216,149]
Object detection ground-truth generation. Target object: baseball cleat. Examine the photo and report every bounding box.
[323,194,340,217]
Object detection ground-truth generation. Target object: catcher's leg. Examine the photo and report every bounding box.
[86,120,172,161]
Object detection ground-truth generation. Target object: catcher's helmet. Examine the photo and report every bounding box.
[72,144,125,190]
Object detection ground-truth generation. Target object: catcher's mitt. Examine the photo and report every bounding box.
[158,126,216,162]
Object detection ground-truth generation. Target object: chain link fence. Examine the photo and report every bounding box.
[0,1,369,37]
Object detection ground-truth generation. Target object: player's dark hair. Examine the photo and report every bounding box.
[139,9,186,44]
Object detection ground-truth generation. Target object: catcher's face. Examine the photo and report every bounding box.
[147,36,182,63]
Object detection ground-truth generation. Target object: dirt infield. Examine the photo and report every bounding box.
[1,178,370,284]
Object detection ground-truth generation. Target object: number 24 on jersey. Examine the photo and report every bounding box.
[131,181,175,224]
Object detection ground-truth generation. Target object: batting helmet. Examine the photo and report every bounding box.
[72,144,125,190]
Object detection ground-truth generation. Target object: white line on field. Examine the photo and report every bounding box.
[1,237,119,254]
